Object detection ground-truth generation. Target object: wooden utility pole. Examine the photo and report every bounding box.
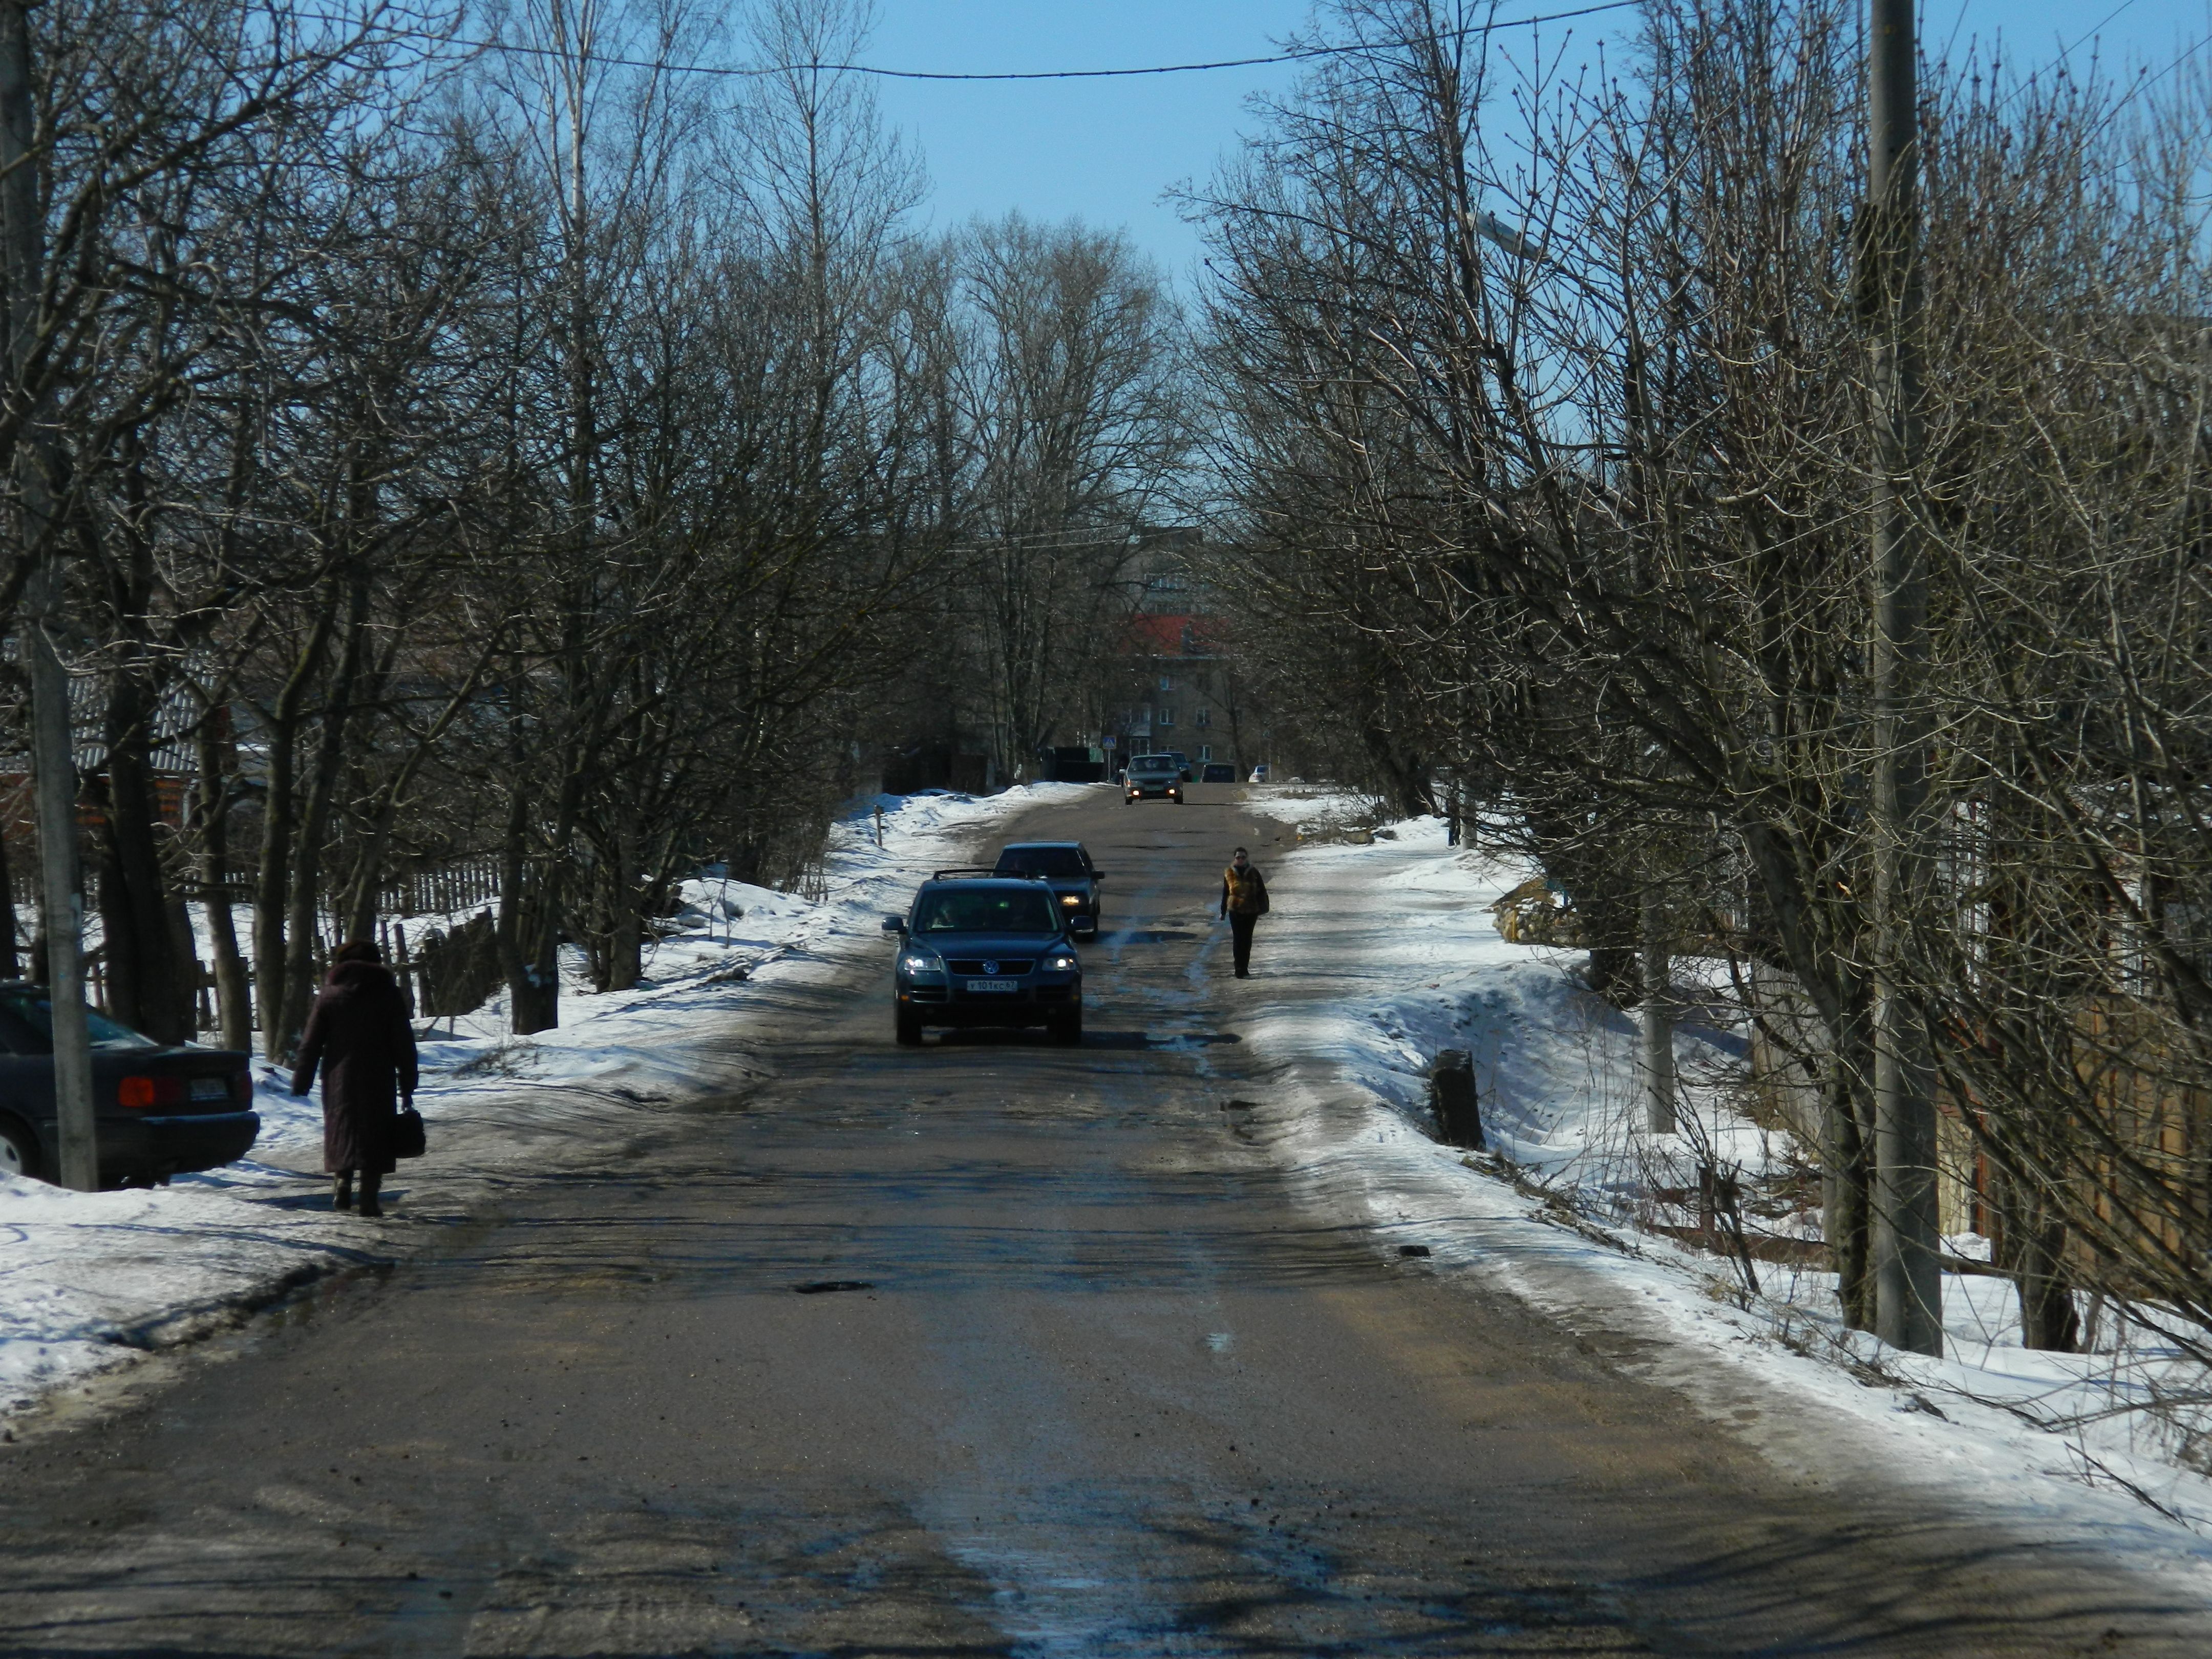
[1866,0,1943,1354]
[1,0,96,1191]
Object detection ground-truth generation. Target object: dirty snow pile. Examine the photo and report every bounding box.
[1242,809,2212,1589]
[0,783,1083,1419]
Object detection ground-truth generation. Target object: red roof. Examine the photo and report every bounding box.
[1126,613,1220,655]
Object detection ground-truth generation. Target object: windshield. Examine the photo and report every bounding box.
[1131,757,1177,773]
[994,847,1086,878]
[0,989,162,1053]
[914,888,1058,934]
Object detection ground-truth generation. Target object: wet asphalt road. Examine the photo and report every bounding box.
[0,786,2201,1656]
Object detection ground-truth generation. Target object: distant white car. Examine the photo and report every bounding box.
[1248,763,1271,783]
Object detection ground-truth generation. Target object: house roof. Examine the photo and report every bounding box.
[1126,613,1220,656]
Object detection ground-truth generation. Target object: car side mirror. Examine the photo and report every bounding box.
[882,915,907,935]
[1071,916,1097,937]
[1091,871,1107,882]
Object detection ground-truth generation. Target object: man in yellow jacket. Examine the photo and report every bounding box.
[1219,846,1270,977]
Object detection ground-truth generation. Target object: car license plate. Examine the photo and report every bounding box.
[965,979,1018,993]
[190,1076,228,1100]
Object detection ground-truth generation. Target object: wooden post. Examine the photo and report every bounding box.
[1428,1049,1483,1148]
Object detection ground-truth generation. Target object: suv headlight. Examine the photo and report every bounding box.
[1059,893,1081,906]
[900,951,946,979]
[1047,953,1078,972]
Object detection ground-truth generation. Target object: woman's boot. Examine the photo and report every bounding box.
[357,1171,384,1218]
[332,1172,353,1211]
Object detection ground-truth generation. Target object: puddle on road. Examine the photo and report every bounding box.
[923,1498,1214,1658]
[1081,1031,1243,1052]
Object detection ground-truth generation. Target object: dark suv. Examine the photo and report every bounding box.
[0,986,258,1186]
[992,841,1105,927]
[883,875,1084,1046]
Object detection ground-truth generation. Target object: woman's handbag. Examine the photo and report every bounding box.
[392,1102,427,1160]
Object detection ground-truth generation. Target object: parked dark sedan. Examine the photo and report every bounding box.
[992,840,1105,927]
[884,876,1083,1046]
[1201,762,1237,783]
[0,986,258,1186]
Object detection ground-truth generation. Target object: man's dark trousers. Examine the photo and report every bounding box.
[1229,912,1258,975]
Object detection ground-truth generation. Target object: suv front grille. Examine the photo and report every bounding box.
[947,959,1035,975]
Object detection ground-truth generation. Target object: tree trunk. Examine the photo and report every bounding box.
[195,708,252,1052]
[253,593,338,1060]
[275,565,372,1056]
[1993,1163,2081,1352]
[590,806,647,994]
[494,758,543,1027]
[1642,889,1676,1134]
[0,789,20,982]
[496,717,562,1035]
[1825,977,1877,1331]
[94,657,193,1043]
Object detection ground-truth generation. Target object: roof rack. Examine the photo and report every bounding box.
[930,865,1043,882]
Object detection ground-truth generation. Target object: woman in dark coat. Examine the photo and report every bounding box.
[290,940,419,1216]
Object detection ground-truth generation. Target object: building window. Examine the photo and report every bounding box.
[1158,674,1175,691]
[1196,707,1211,727]
[1158,707,1177,727]
[1199,745,1213,760]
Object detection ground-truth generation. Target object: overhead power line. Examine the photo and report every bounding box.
[459,0,1640,82]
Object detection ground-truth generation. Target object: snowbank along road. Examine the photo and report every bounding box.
[0,784,2201,1655]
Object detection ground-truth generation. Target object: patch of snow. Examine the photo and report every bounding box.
[1237,809,2212,1600]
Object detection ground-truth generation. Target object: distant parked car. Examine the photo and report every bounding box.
[1249,763,1271,783]
[1124,754,1184,804]
[0,986,257,1186]
[1201,762,1236,783]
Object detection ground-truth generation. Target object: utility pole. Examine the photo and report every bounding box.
[1866,0,1942,1354]
[1,0,95,1192]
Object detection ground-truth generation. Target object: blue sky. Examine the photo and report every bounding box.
[861,1,2212,284]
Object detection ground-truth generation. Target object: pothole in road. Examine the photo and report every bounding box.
[790,1281,876,1295]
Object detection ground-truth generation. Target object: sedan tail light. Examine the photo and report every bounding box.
[117,1075,186,1109]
